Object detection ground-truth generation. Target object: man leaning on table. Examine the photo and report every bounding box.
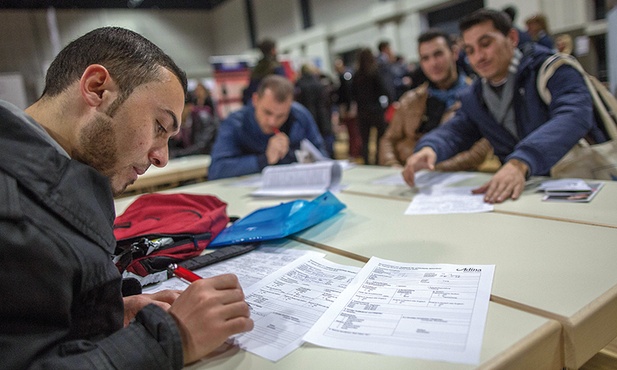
[0,27,252,369]
[379,29,493,171]
[403,8,606,203]
[208,75,328,180]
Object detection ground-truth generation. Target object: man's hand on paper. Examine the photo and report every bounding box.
[123,289,182,327]
[168,274,253,364]
[472,159,528,203]
[266,132,289,164]
[402,147,436,186]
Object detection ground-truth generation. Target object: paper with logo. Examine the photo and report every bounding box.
[303,257,495,365]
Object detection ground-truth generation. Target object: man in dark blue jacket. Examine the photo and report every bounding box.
[209,75,328,180]
[403,9,606,203]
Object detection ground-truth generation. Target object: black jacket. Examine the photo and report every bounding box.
[0,101,183,369]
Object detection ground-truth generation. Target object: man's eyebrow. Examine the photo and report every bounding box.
[164,108,179,133]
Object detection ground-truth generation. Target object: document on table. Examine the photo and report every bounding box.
[304,257,495,365]
[251,161,343,197]
[142,244,325,293]
[405,186,494,215]
[372,170,475,188]
[230,255,360,362]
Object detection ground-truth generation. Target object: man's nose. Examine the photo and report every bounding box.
[149,143,169,168]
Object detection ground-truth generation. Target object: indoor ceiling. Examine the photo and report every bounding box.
[0,0,230,10]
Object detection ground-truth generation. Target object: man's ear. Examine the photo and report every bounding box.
[79,64,118,108]
[507,28,519,48]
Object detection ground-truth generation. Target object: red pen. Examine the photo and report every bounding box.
[272,127,280,134]
[169,263,201,283]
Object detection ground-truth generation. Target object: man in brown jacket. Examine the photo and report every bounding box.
[379,29,493,172]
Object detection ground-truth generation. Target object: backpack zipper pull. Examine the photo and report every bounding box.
[145,237,175,255]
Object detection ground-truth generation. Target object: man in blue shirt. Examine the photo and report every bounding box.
[209,75,328,180]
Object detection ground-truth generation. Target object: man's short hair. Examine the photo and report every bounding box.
[256,75,293,102]
[42,27,187,113]
[525,13,549,31]
[502,5,517,22]
[459,8,512,36]
[378,41,390,52]
[417,29,454,49]
[258,39,276,56]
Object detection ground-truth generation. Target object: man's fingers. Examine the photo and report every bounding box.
[200,273,241,290]
[471,183,488,194]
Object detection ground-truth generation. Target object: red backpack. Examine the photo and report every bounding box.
[113,193,229,276]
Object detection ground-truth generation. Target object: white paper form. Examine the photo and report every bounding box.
[304,257,495,365]
[230,255,360,362]
[142,246,324,293]
[405,186,494,215]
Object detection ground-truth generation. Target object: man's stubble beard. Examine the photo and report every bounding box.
[73,113,124,195]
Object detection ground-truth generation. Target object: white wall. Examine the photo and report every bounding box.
[210,0,251,55]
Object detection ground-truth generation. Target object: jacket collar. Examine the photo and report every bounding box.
[0,101,116,252]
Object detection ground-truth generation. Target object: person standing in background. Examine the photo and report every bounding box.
[295,64,335,158]
[334,58,362,161]
[351,48,389,165]
[242,38,286,105]
[525,13,555,51]
[502,4,532,50]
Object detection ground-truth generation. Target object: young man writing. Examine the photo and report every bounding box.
[0,27,253,369]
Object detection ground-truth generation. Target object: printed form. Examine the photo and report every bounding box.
[143,245,324,293]
[304,257,495,365]
[230,255,360,362]
[405,186,494,215]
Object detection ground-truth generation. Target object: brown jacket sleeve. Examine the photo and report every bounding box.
[378,80,494,171]
[378,83,429,166]
[436,137,493,171]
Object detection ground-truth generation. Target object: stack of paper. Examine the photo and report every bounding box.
[537,178,604,202]
[251,161,343,197]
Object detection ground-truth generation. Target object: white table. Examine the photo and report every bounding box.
[115,171,617,369]
[121,154,210,196]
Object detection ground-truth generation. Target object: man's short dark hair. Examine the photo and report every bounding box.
[256,75,293,102]
[502,5,517,22]
[378,41,390,52]
[258,39,276,56]
[42,27,187,114]
[417,29,454,49]
[459,8,513,36]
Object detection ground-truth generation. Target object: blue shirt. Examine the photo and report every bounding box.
[208,102,328,180]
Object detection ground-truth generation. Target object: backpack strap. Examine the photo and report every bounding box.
[537,53,617,140]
